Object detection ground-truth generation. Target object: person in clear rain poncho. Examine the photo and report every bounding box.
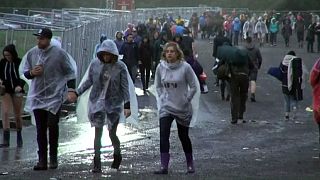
[68,39,138,173]
[23,28,77,171]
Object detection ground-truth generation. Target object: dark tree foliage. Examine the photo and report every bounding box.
[0,0,319,10]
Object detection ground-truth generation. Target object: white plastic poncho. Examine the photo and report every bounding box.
[152,60,200,127]
[76,39,138,129]
[19,38,77,125]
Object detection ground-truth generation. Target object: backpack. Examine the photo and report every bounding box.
[291,57,303,101]
[216,62,231,80]
[231,49,248,66]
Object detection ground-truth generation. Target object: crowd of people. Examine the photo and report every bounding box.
[0,9,320,176]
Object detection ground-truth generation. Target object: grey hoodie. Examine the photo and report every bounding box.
[155,60,197,126]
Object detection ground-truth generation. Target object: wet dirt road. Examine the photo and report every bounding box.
[1,36,320,179]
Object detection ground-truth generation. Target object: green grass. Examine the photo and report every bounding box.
[0,29,63,58]
[0,30,36,57]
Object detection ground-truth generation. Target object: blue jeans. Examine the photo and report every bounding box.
[284,94,297,113]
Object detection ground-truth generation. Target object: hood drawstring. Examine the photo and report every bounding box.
[4,61,18,89]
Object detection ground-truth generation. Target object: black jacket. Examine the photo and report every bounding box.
[0,44,25,94]
[119,41,139,67]
[213,36,232,57]
[139,42,153,67]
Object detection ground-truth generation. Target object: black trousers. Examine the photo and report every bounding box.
[230,74,249,120]
[151,60,160,78]
[307,41,314,52]
[139,64,151,90]
[94,114,120,156]
[220,79,230,97]
[33,109,60,162]
[270,32,277,45]
[160,115,192,154]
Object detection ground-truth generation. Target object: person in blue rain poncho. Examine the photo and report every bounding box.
[68,39,138,173]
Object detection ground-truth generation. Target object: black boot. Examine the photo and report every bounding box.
[92,155,101,173]
[185,153,195,174]
[92,127,102,173]
[33,151,48,171]
[250,93,256,102]
[225,95,230,101]
[49,155,58,169]
[154,153,170,174]
[17,129,23,148]
[111,154,122,169]
[0,130,10,148]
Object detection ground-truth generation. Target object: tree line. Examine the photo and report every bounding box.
[0,0,319,11]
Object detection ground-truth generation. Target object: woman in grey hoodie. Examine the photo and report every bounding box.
[154,42,198,174]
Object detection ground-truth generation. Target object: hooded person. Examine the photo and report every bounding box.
[68,39,138,173]
[269,17,279,46]
[280,51,308,120]
[254,17,268,46]
[93,34,107,59]
[114,31,124,51]
[232,17,241,46]
[243,17,255,40]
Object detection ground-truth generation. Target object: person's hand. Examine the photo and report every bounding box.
[31,65,44,76]
[67,92,78,103]
[124,109,131,118]
[15,86,22,93]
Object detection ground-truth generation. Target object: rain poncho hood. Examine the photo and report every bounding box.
[97,39,119,56]
[115,31,123,39]
[76,39,138,128]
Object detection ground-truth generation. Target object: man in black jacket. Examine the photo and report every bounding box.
[217,44,254,124]
[213,30,232,100]
[119,33,139,83]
